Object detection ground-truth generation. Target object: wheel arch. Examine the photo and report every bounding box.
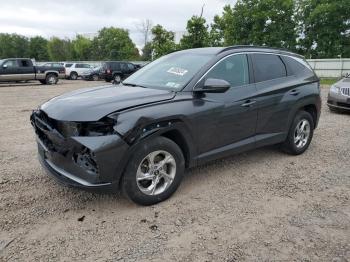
[303,104,318,128]
[45,71,59,77]
[286,97,320,132]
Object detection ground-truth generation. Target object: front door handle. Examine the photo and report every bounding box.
[241,100,257,107]
[290,89,300,96]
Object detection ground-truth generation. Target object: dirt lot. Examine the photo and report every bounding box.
[0,80,349,261]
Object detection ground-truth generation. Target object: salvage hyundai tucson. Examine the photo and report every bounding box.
[30,46,321,205]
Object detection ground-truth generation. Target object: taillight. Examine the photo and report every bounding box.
[106,69,111,74]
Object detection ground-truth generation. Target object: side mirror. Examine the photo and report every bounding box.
[2,64,8,69]
[195,78,230,93]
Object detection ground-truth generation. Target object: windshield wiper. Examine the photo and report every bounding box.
[123,82,147,88]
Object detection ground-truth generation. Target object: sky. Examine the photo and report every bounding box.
[0,0,234,48]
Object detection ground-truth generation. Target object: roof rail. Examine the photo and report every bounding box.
[219,45,296,55]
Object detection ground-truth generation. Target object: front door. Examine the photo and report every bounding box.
[0,59,20,81]
[193,54,258,161]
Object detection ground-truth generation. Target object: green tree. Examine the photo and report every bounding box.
[28,36,49,61]
[213,0,297,50]
[0,33,29,58]
[296,0,350,58]
[71,35,92,60]
[151,24,176,59]
[47,37,73,61]
[141,42,153,60]
[209,15,225,47]
[91,27,137,60]
[180,15,209,49]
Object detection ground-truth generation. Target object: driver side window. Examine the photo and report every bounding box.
[206,54,249,88]
[4,60,18,68]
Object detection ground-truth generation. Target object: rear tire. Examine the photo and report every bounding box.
[281,110,314,155]
[70,72,78,80]
[92,74,99,81]
[122,137,185,206]
[45,74,58,85]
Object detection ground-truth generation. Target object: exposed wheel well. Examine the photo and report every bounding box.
[46,72,58,77]
[303,104,317,128]
[161,130,190,168]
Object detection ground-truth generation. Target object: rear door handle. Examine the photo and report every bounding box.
[241,100,257,107]
[290,89,300,96]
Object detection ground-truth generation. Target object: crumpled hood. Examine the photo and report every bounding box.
[40,85,175,121]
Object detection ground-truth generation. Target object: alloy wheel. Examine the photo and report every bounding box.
[136,150,176,196]
[48,76,56,84]
[294,119,311,148]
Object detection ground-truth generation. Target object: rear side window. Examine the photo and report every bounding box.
[128,63,135,70]
[251,54,286,82]
[65,63,73,68]
[121,63,128,71]
[20,60,31,67]
[205,54,249,87]
[281,56,310,76]
[76,64,90,68]
[112,63,121,70]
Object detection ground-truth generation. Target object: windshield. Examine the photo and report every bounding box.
[123,52,214,90]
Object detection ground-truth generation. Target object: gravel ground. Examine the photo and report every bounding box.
[0,80,349,261]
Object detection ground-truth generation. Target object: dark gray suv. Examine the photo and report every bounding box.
[31,46,321,205]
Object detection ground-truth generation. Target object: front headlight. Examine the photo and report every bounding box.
[330,85,340,94]
[55,117,116,137]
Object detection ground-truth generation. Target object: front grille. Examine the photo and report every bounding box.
[341,87,350,97]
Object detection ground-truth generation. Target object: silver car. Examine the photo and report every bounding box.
[327,74,350,112]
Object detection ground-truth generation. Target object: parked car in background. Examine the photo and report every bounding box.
[100,61,139,83]
[0,58,65,84]
[81,66,103,81]
[31,46,321,205]
[65,63,93,80]
[327,74,350,112]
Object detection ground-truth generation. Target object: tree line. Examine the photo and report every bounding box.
[0,0,349,61]
[0,27,140,62]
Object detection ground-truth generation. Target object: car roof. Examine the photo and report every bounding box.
[2,58,32,60]
[176,45,303,58]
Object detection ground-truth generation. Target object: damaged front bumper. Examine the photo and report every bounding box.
[31,110,129,191]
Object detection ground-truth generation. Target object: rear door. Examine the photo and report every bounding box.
[18,59,35,80]
[250,53,299,146]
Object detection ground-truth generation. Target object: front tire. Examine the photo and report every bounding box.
[281,110,314,155]
[122,137,185,206]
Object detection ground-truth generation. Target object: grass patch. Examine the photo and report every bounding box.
[320,78,339,86]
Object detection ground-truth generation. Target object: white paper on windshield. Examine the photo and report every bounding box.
[166,82,181,88]
[167,67,188,76]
